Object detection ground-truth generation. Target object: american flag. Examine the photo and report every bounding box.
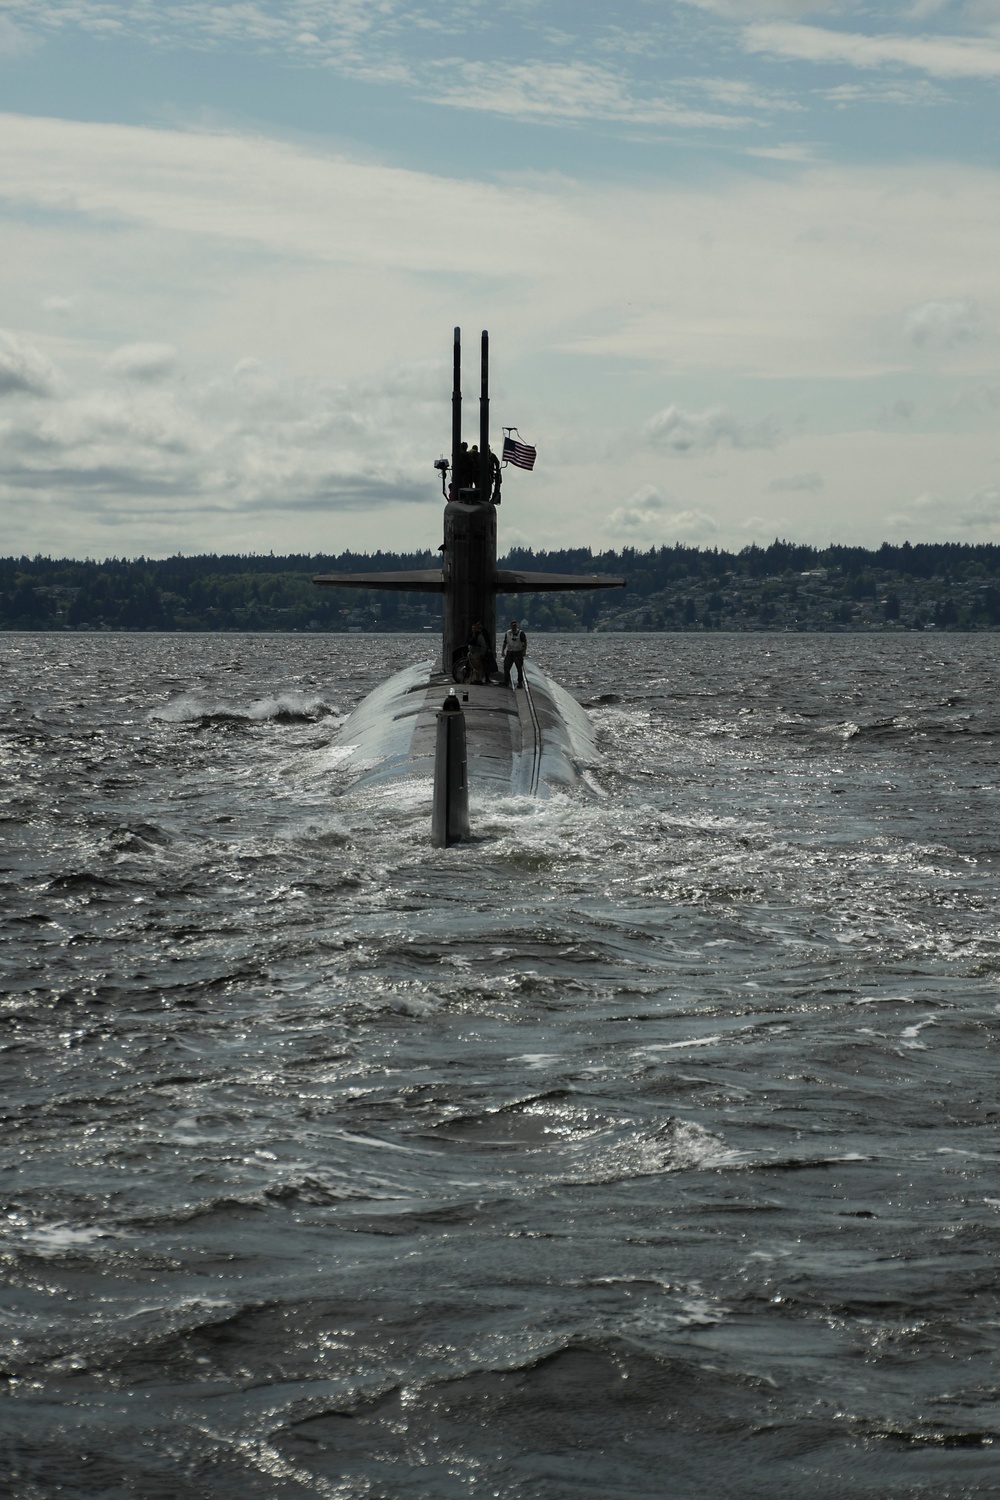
[502,434,537,471]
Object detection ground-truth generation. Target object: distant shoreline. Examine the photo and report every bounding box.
[5,626,996,636]
[3,541,999,634]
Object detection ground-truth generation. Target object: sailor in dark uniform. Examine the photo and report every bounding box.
[467,621,488,684]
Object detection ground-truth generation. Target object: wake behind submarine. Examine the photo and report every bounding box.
[314,328,625,842]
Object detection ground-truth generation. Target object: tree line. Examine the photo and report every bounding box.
[3,540,1000,632]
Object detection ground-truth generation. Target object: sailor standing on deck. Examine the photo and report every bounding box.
[467,621,488,684]
[502,619,527,689]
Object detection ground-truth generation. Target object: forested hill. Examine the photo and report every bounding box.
[4,541,1000,633]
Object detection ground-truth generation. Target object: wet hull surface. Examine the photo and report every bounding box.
[332,659,599,797]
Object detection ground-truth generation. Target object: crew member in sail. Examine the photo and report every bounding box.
[467,621,488,684]
[502,619,527,688]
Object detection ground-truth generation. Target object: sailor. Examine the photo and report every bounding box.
[467,621,488,684]
[452,441,471,496]
[502,619,527,688]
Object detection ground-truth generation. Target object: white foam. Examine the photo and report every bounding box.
[582,1119,746,1183]
[675,1296,730,1328]
[150,690,330,724]
[247,692,326,720]
[150,692,210,723]
[664,1119,746,1171]
[637,1035,724,1053]
[900,1015,937,1048]
[22,1223,116,1251]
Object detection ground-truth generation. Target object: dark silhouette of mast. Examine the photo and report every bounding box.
[452,326,461,503]
[441,328,498,672]
[480,329,490,498]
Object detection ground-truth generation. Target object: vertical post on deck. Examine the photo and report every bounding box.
[431,690,470,847]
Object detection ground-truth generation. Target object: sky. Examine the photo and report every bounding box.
[1,0,999,560]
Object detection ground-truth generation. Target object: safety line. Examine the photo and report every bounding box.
[522,671,542,796]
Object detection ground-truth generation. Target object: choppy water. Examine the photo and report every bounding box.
[2,630,1000,1499]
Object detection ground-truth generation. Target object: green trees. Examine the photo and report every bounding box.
[5,540,1000,631]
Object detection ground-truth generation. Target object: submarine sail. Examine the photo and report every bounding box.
[314,328,625,800]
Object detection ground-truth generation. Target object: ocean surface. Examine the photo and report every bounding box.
[2,630,999,1499]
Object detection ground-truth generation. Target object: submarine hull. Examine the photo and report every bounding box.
[331,662,599,798]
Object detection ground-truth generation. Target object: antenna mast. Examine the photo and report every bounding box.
[451,327,461,498]
[479,330,490,497]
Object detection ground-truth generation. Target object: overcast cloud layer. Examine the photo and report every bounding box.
[0,0,998,556]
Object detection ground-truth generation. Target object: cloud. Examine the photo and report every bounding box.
[905,299,983,347]
[0,351,447,549]
[949,381,1000,413]
[744,22,1000,78]
[3,123,999,375]
[740,513,788,534]
[744,142,816,159]
[906,0,951,16]
[619,483,670,515]
[604,485,719,541]
[768,470,824,491]
[821,78,945,105]
[680,1,857,15]
[643,404,776,451]
[0,330,55,397]
[688,76,802,112]
[660,507,720,540]
[105,343,179,380]
[0,113,581,281]
[0,1,791,135]
[4,114,1000,392]
[424,59,749,129]
[887,483,1000,535]
[957,486,1000,529]
[0,2,771,133]
[0,0,397,56]
[0,15,36,57]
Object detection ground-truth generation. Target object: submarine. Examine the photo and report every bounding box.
[314,329,625,836]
